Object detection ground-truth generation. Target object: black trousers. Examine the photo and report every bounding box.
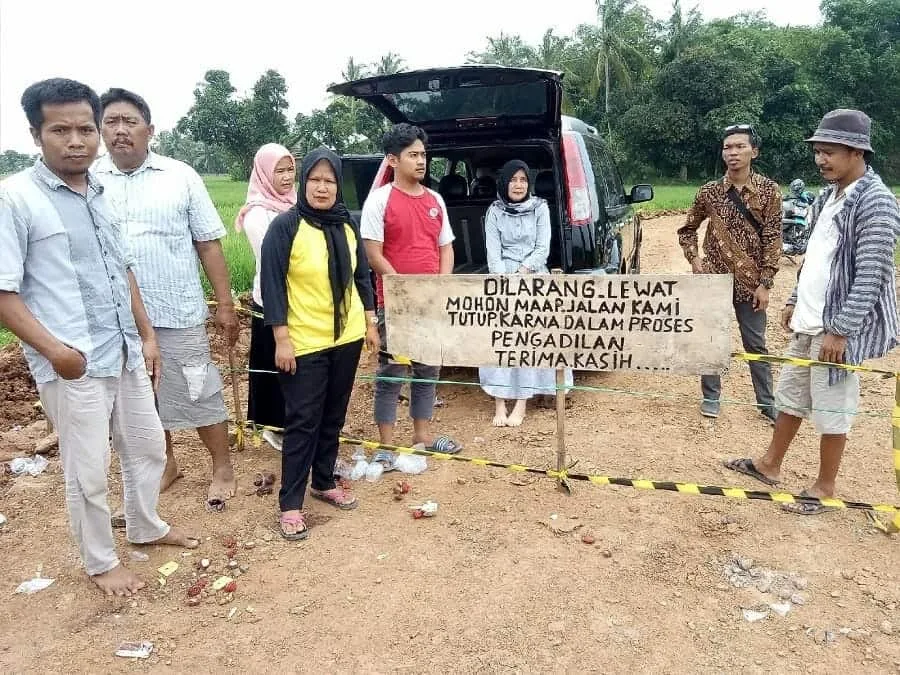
[701,300,774,408]
[277,339,363,511]
[247,303,285,429]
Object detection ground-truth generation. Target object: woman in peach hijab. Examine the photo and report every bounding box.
[236,143,297,450]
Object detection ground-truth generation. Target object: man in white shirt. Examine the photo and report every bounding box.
[94,88,239,511]
[725,109,900,515]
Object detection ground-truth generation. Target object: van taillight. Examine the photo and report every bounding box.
[561,132,592,226]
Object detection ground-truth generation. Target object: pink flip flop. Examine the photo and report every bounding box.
[309,486,359,510]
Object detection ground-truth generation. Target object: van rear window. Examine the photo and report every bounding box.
[386,80,548,123]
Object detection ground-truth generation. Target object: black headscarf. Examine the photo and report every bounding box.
[497,159,530,205]
[296,147,354,341]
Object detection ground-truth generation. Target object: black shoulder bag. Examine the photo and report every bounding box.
[724,185,764,238]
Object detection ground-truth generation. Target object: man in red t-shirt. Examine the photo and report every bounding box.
[360,123,463,454]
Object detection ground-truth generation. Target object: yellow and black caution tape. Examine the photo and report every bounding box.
[214,294,900,528]
[334,436,899,516]
[732,351,897,378]
[238,420,899,515]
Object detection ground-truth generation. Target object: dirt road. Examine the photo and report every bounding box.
[1,215,898,673]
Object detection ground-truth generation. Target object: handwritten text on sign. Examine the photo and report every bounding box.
[382,274,733,374]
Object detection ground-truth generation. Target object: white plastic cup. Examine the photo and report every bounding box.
[349,460,369,481]
[394,454,427,475]
[365,462,384,482]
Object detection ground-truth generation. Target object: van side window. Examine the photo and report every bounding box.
[582,135,625,208]
[429,157,449,181]
[452,160,471,184]
[341,158,382,211]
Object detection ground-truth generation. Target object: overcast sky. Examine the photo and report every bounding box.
[0,0,822,153]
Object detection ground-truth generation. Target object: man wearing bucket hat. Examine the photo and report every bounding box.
[725,109,900,515]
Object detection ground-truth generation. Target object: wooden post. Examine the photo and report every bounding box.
[228,347,245,452]
[551,268,570,494]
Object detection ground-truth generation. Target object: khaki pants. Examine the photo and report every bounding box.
[38,366,169,576]
[775,333,860,435]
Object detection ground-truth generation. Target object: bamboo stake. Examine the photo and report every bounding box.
[228,347,244,452]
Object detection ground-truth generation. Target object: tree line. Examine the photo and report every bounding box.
[175,0,898,183]
[4,0,896,184]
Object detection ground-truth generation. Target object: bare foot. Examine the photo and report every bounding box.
[506,400,527,427]
[492,399,507,427]
[160,459,184,493]
[139,526,200,549]
[208,465,237,506]
[91,563,145,597]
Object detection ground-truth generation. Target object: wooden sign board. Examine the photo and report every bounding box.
[382,274,733,375]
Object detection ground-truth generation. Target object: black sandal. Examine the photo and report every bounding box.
[781,491,836,516]
[723,457,779,487]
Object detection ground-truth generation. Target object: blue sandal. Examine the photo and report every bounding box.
[428,435,463,455]
[372,450,397,471]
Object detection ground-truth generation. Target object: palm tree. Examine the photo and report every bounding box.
[375,52,406,76]
[533,29,572,70]
[338,57,371,140]
[533,29,586,114]
[466,32,536,67]
[593,0,648,132]
[341,57,368,83]
[663,0,703,63]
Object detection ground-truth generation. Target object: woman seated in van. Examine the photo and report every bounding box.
[261,147,380,540]
[236,143,297,451]
[479,160,572,426]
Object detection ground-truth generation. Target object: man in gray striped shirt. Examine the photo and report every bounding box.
[726,109,900,514]
[94,88,239,511]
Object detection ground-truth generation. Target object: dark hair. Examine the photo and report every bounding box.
[100,88,152,124]
[863,150,874,164]
[722,123,761,149]
[20,78,101,131]
[382,123,427,156]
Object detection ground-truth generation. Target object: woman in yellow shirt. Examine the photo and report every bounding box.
[261,147,379,540]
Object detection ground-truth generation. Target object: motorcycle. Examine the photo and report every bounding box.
[781,183,814,258]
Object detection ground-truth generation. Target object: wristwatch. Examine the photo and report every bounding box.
[759,278,774,290]
[369,315,379,325]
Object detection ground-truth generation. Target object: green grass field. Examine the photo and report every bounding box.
[635,184,699,212]
[642,183,900,213]
[202,175,254,297]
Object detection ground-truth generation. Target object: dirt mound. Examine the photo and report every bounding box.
[0,344,38,431]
